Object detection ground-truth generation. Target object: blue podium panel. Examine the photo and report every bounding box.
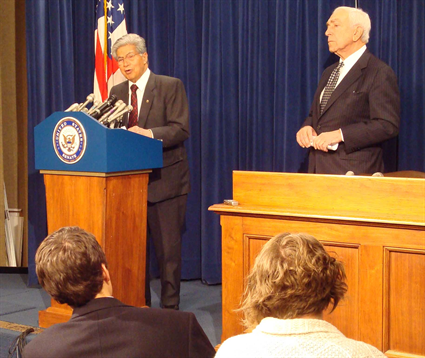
[35,112,163,173]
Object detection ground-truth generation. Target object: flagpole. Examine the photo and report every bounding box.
[104,0,108,80]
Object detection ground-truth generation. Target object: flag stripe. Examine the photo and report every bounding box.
[94,0,128,102]
[95,32,108,100]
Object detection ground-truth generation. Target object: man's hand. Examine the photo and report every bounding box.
[313,129,342,152]
[296,126,317,148]
[128,126,153,138]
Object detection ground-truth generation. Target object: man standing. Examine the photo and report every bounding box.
[296,7,400,175]
[23,227,215,358]
[110,34,190,309]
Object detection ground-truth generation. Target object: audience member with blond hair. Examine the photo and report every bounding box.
[215,232,385,358]
[23,226,215,358]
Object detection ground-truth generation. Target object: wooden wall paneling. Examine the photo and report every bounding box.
[44,174,105,240]
[322,243,360,341]
[103,174,148,307]
[358,244,384,349]
[384,248,425,357]
[220,215,245,342]
[244,235,270,277]
[242,216,425,250]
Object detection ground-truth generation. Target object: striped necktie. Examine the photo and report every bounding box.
[128,84,138,128]
[320,62,344,114]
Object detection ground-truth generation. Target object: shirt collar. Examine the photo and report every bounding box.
[339,45,367,73]
[128,68,151,91]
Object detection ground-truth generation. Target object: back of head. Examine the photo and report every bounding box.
[240,233,347,329]
[35,226,107,307]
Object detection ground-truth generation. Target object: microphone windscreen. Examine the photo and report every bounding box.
[372,172,384,177]
[345,171,355,176]
[65,103,79,112]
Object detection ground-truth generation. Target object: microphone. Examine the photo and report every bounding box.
[91,95,118,119]
[88,97,109,116]
[372,172,384,177]
[99,100,125,123]
[65,103,79,112]
[106,104,133,125]
[77,93,95,112]
[345,171,355,176]
[87,99,102,115]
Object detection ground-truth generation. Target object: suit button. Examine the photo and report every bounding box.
[317,125,321,129]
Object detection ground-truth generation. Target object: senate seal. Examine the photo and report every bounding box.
[53,117,87,164]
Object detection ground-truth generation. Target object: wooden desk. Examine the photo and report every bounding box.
[210,171,425,358]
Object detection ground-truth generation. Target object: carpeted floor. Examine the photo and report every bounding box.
[0,274,222,357]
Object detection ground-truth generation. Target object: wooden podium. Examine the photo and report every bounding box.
[34,112,163,327]
[209,171,425,358]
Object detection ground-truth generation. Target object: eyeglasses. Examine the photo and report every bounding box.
[117,52,140,64]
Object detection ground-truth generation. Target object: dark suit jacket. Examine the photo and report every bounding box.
[23,298,216,358]
[303,49,400,174]
[110,72,190,203]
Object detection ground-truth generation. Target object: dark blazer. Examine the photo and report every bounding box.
[23,298,216,358]
[110,72,190,203]
[303,49,400,174]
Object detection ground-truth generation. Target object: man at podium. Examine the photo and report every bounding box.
[110,34,190,310]
[296,7,400,175]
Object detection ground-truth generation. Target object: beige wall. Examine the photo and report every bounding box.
[0,0,28,266]
[0,55,5,266]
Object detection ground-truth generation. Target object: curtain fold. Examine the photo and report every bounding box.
[395,0,425,170]
[26,0,95,285]
[26,0,425,286]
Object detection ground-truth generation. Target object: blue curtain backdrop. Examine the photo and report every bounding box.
[26,0,425,286]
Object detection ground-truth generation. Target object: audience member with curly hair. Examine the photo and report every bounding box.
[215,232,386,358]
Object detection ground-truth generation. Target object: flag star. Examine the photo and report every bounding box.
[107,16,114,25]
[117,3,125,14]
[106,0,114,11]
[108,31,112,40]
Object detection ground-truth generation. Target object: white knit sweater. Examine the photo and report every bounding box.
[215,318,386,358]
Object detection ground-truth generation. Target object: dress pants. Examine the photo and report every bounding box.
[145,194,187,307]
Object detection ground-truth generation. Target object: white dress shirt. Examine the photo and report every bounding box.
[127,68,152,136]
[319,45,367,143]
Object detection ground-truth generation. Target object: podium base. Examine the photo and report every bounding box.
[39,304,72,328]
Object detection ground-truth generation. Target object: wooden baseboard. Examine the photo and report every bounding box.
[38,307,72,328]
[0,267,28,274]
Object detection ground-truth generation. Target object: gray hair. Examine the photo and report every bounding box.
[335,6,371,43]
[111,33,147,60]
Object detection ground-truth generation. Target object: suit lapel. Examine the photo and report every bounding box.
[115,81,130,127]
[118,81,130,105]
[320,50,370,118]
[138,72,155,128]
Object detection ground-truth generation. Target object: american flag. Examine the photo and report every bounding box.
[93,0,128,102]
